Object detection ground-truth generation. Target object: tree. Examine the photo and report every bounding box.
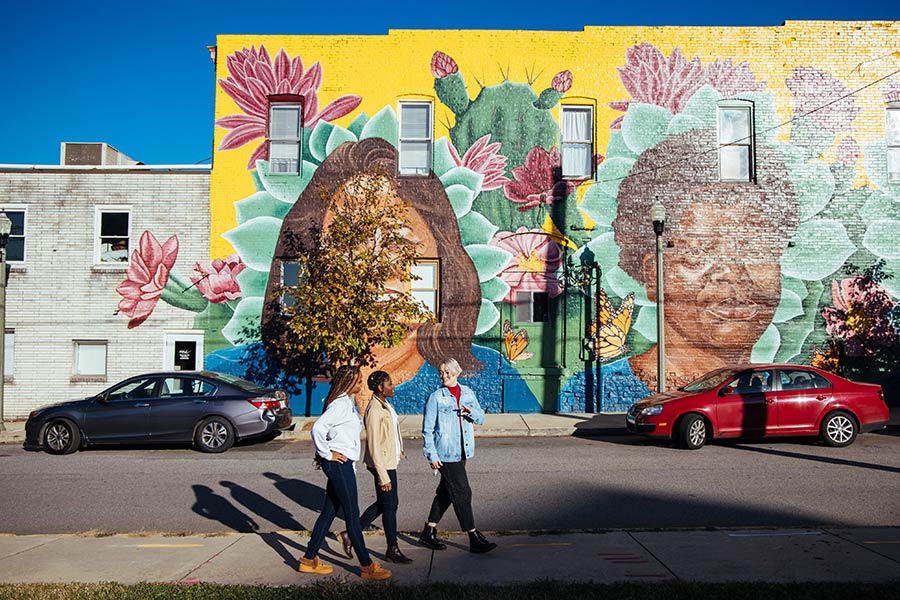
[270,168,434,381]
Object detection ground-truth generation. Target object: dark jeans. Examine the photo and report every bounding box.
[360,468,399,546]
[427,460,475,531]
[304,459,372,566]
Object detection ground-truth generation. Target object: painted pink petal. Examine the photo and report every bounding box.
[297,62,323,98]
[289,55,305,89]
[219,79,266,118]
[219,123,266,151]
[274,49,291,84]
[215,114,265,129]
[246,141,268,170]
[252,60,277,93]
[314,95,362,124]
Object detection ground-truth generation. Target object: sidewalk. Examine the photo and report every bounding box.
[0,527,898,584]
[0,412,628,445]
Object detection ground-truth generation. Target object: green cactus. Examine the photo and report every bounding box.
[431,51,574,229]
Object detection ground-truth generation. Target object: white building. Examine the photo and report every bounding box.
[0,143,210,418]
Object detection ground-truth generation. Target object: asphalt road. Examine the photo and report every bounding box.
[2,430,899,535]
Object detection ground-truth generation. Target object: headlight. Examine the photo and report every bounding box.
[641,405,663,416]
[28,409,44,419]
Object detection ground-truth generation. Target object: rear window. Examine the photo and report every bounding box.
[681,368,739,393]
[204,372,271,394]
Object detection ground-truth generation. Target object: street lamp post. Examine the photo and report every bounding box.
[650,201,666,394]
[0,210,11,431]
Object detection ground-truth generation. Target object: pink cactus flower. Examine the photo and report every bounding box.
[552,71,573,93]
[786,67,860,133]
[503,146,576,211]
[448,135,510,191]
[490,227,564,303]
[608,43,706,129]
[190,254,247,303]
[705,58,767,98]
[431,51,459,78]
[115,231,179,329]
[216,45,362,169]
[822,275,897,357]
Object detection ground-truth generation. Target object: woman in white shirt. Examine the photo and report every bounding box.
[298,365,391,580]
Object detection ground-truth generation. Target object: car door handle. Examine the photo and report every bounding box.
[816,395,827,401]
[193,399,207,404]
[135,403,150,408]
[765,399,775,404]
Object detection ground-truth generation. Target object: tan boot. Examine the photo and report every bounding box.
[298,556,333,575]
[359,560,392,580]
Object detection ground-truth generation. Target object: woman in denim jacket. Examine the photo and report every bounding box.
[418,358,497,554]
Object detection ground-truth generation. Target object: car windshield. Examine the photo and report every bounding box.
[205,372,271,394]
[680,368,739,393]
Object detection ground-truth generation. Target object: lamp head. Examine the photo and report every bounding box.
[650,201,665,236]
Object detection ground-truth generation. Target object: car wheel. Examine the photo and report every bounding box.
[195,416,235,453]
[821,411,857,447]
[678,414,707,450]
[43,419,81,455]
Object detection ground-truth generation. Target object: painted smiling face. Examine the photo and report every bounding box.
[656,198,783,360]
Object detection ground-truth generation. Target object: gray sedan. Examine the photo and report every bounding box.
[24,371,293,454]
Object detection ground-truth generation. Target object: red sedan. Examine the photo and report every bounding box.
[626,364,889,449]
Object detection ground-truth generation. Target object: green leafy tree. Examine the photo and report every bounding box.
[272,169,433,379]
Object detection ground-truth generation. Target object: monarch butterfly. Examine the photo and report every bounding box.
[503,320,534,363]
[590,289,635,361]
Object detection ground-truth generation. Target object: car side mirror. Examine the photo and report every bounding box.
[719,387,735,397]
[95,394,108,403]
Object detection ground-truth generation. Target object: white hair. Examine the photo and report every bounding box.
[439,358,462,376]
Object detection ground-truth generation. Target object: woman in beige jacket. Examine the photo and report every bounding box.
[339,371,413,564]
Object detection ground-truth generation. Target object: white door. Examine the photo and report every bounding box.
[163,331,204,371]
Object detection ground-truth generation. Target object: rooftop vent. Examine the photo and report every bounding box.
[60,142,142,166]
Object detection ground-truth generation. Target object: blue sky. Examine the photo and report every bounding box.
[4,0,897,165]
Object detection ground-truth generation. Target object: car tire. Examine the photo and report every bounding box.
[43,419,81,455]
[678,414,708,450]
[820,411,857,447]
[195,416,235,453]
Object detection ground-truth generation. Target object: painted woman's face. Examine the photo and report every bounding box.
[649,198,784,361]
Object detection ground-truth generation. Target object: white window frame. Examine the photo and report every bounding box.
[0,205,26,264]
[94,206,132,265]
[268,101,303,175]
[888,103,900,183]
[398,101,433,176]
[74,340,108,376]
[3,328,13,377]
[410,260,440,318]
[515,291,550,323]
[561,105,594,179]
[717,100,755,182]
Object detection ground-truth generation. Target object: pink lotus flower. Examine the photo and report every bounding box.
[705,58,767,98]
[786,67,860,133]
[431,51,459,78]
[608,43,706,129]
[503,146,575,211]
[552,71,573,93]
[490,228,564,303]
[116,231,179,329]
[190,254,246,303]
[822,275,897,357]
[216,45,362,169]
[608,43,766,129]
[448,135,510,191]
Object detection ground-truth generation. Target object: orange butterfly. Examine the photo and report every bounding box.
[503,319,534,363]
[590,289,635,361]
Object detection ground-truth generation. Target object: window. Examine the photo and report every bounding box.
[399,101,432,175]
[561,105,594,179]
[159,377,215,398]
[96,208,130,263]
[0,208,25,262]
[516,291,549,323]
[727,369,772,394]
[779,369,832,391]
[888,105,900,182]
[281,260,301,309]
[269,102,302,175]
[410,260,439,315]
[3,329,13,377]
[74,340,107,376]
[106,377,157,402]
[718,102,754,182]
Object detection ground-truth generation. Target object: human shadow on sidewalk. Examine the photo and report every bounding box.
[263,471,327,514]
[190,484,259,533]
[727,444,900,475]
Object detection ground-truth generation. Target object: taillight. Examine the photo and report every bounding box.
[248,397,281,409]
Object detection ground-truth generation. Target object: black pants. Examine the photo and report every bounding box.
[360,468,399,546]
[427,460,475,531]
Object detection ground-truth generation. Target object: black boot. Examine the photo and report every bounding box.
[468,529,497,554]
[418,524,447,550]
[386,544,413,563]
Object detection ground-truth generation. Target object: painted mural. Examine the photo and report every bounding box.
[121,27,900,415]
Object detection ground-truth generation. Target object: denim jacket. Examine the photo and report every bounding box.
[422,385,485,463]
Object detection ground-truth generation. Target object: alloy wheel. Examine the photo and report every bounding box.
[46,423,71,452]
[688,419,706,447]
[201,422,229,449]
[826,415,854,444]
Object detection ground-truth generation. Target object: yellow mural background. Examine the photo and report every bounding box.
[210,22,898,259]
